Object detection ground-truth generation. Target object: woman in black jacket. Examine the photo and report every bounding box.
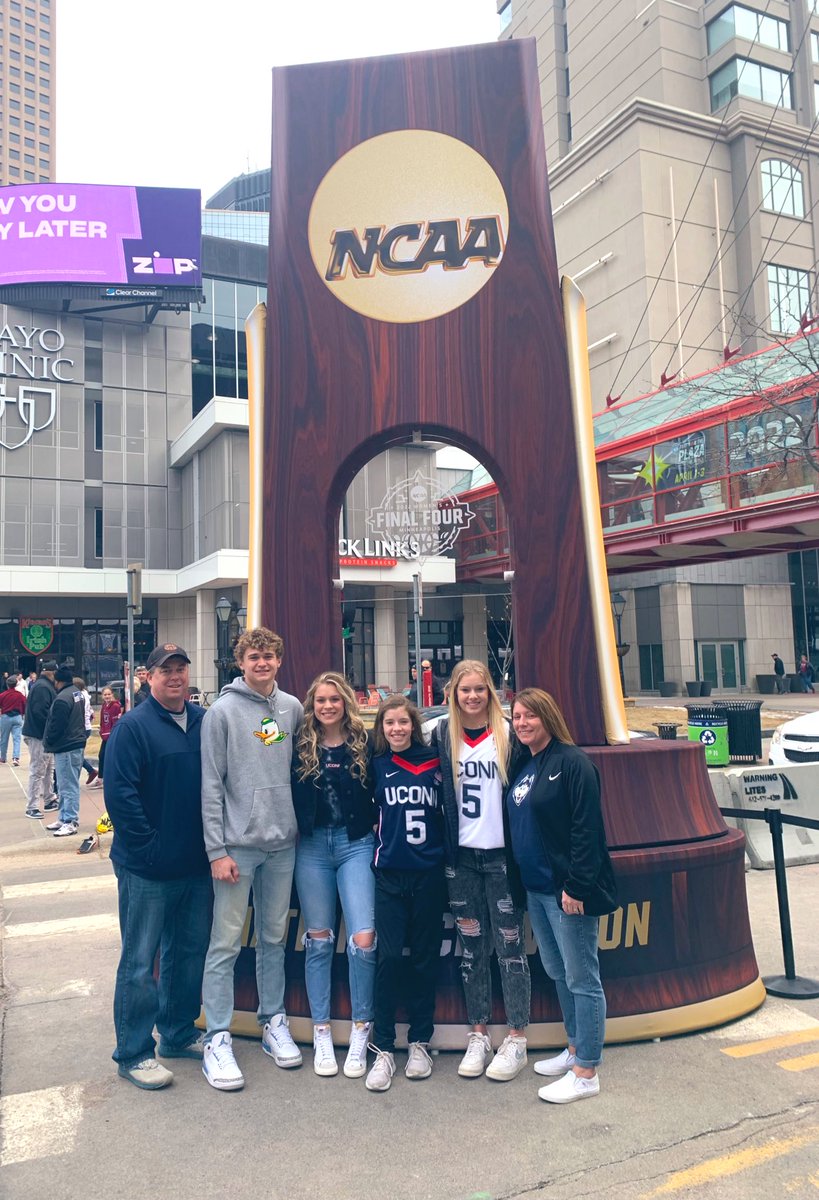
[507,688,617,1105]
[291,672,376,1081]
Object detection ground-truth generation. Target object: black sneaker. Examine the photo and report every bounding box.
[44,797,59,811]
[86,769,98,785]
[25,808,43,819]
[77,834,99,854]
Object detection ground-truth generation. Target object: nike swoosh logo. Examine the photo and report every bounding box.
[386,771,399,778]
[549,772,561,781]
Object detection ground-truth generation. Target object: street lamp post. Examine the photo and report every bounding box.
[611,591,629,696]
[215,595,234,690]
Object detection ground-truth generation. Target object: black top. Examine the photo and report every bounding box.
[508,739,617,916]
[21,675,55,739]
[291,742,375,841]
[314,745,347,828]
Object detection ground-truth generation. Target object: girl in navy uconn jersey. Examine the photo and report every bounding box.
[430,660,531,1082]
[365,696,448,1093]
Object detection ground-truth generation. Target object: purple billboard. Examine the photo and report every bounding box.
[0,183,201,287]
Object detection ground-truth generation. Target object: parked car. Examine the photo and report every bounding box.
[768,710,819,765]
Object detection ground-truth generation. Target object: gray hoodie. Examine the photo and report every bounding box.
[200,677,303,862]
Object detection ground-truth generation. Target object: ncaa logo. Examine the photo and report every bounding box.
[307,130,509,324]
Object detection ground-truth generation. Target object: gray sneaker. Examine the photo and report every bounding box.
[405,1042,433,1080]
[365,1047,396,1092]
[118,1057,174,1090]
[158,1032,207,1059]
[485,1034,528,1081]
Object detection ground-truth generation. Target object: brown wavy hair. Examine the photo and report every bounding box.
[372,694,425,755]
[447,659,509,785]
[296,671,369,782]
[512,688,574,745]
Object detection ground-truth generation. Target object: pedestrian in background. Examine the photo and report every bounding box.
[92,686,122,788]
[772,652,787,694]
[74,676,99,785]
[0,675,26,766]
[21,659,58,819]
[798,654,815,694]
[105,644,212,1091]
[43,666,87,838]
[133,666,151,706]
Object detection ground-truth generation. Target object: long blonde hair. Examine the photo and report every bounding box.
[447,659,509,785]
[296,671,369,783]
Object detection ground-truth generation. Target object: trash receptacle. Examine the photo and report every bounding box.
[685,704,729,767]
[711,700,763,763]
[654,722,680,740]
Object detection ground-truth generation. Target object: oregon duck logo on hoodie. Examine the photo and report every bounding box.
[253,716,288,746]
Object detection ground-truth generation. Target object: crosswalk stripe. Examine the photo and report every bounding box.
[0,1084,85,1167]
[3,875,116,900]
[721,1028,819,1058]
[4,913,119,939]
[778,1052,819,1072]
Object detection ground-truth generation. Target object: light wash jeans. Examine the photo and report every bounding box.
[24,736,53,813]
[294,827,376,1024]
[203,843,296,1037]
[0,713,23,761]
[54,748,83,825]
[527,889,606,1069]
[112,864,213,1067]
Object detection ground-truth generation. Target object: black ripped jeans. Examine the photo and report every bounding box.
[446,847,530,1029]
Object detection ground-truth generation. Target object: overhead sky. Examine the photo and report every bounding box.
[57,0,500,202]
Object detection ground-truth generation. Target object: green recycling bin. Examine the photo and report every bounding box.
[685,704,729,767]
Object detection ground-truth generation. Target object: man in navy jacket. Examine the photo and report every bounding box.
[105,643,212,1090]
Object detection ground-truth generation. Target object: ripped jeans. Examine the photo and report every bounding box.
[447,847,530,1029]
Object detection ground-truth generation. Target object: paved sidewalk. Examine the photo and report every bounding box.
[1,742,817,1200]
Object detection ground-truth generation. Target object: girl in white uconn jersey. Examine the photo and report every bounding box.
[430,660,531,1082]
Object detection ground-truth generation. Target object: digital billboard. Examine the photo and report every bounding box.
[0,183,201,288]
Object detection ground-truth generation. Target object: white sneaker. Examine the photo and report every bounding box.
[365,1047,395,1092]
[202,1031,245,1091]
[313,1024,338,1077]
[262,1014,303,1068]
[485,1034,528,1081]
[458,1031,493,1078]
[405,1042,433,1080]
[52,821,79,837]
[534,1047,576,1077]
[344,1020,372,1078]
[45,818,63,831]
[538,1069,600,1104]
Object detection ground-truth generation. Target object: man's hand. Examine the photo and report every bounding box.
[211,855,240,883]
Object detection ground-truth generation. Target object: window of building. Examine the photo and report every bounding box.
[23,170,34,181]
[767,263,812,332]
[93,400,103,451]
[639,644,665,691]
[709,57,793,110]
[707,4,789,53]
[38,93,48,104]
[23,136,32,147]
[815,80,819,114]
[761,160,804,217]
[9,149,19,160]
[813,31,819,63]
[499,2,512,33]
[9,166,19,176]
[38,158,47,168]
[94,509,103,559]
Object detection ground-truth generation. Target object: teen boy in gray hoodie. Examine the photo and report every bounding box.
[200,626,303,1091]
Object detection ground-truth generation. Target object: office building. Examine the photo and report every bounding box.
[0,0,54,186]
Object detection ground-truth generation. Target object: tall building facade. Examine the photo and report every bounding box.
[502,0,819,411]
[0,0,55,186]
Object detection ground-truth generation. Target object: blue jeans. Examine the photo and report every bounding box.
[0,713,23,761]
[112,864,213,1067]
[54,748,83,825]
[527,890,606,1069]
[295,828,376,1024]
[202,844,295,1036]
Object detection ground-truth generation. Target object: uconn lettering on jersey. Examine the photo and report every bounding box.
[457,760,499,780]
[384,784,438,807]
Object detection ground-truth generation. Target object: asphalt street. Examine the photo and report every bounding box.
[1,739,817,1200]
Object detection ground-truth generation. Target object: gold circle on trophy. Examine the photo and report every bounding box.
[308,130,509,324]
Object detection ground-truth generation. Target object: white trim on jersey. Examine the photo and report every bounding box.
[456,730,504,850]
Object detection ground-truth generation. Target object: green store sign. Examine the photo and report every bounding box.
[19,618,54,654]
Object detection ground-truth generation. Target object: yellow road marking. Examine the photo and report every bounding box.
[640,1124,819,1197]
[779,1052,819,1072]
[721,1029,819,1057]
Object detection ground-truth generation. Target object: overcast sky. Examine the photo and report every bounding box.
[57,0,500,202]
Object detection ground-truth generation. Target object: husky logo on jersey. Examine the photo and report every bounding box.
[253,716,288,745]
[512,772,535,807]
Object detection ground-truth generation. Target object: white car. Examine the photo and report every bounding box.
[768,710,819,766]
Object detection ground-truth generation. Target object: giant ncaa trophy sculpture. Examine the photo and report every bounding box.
[233,39,763,1046]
